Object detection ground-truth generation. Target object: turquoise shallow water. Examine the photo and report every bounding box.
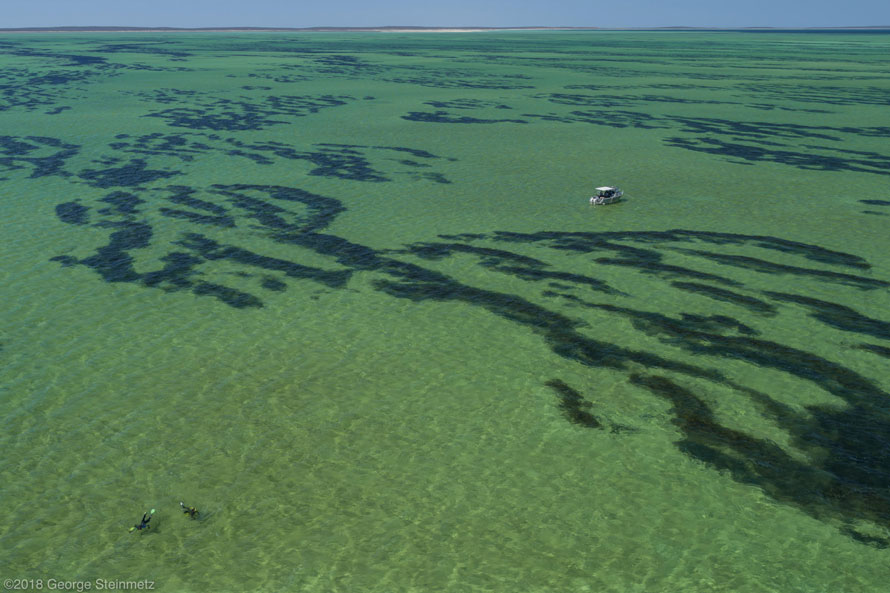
[1,31,890,592]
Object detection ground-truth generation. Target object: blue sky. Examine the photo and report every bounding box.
[5,0,889,28]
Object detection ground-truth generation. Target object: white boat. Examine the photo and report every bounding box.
[589,186,623,205]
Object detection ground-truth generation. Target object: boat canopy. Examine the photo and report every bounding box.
[595,186,616,191]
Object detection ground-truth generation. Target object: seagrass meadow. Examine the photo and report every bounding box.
[1,30,890,592]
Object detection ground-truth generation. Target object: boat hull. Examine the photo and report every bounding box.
[590,195,621,205]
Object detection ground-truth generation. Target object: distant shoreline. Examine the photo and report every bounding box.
[2,25,890,33]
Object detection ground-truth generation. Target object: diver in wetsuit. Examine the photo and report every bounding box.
[129,510,154,533]
[180,502,199,519]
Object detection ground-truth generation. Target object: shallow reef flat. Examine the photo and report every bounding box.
[2,30,890,593]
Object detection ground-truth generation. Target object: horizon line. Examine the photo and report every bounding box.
[3,25,890,33]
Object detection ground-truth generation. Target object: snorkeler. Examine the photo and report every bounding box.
[129,509,155,533]
[180,502,199,519]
